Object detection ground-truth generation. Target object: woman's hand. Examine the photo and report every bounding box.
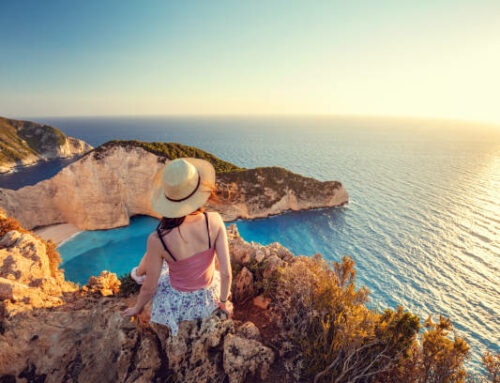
[218,301,234,318]
[122,305,142,318]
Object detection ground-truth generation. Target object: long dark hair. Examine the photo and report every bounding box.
[156,185,219,237]
[157,207,204,236]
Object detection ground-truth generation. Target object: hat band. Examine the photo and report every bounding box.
[165,174,201,203]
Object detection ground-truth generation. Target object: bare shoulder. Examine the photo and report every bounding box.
[147,231,161,249]
[207,211,224,230]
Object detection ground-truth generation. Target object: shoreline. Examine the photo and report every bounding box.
[0,153,84,175]
[34,223,82,245]
[36,204,349,245]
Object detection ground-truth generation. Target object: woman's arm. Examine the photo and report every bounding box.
[123,233,163,317]
[213,212,232,303]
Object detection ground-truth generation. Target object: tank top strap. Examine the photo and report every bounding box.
[155,224,177,262]
[203,212,211,249]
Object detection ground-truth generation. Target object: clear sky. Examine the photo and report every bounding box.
[1,0,499,124]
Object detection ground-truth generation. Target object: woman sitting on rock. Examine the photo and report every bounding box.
[122,158,233,335]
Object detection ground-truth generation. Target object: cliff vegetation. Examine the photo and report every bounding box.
[88,140,243,173]
[0,116,92,173]
[0,117,66,166]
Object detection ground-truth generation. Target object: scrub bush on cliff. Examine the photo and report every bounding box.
[273,254,496,383]
[273,254,421,382]
[480,351,500,383]
[381,315,470,383]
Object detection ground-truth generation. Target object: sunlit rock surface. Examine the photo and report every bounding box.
[0,116,92,173]
[0,140,348,230]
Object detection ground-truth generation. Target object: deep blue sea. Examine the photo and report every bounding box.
[1,116,499,371]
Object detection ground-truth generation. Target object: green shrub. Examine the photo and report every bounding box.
[383,315,470,383]
[118,273,141,297]
[89,140,242,173]
[245,256,280,299]
[271,254,495,383]
[273,255,420,382]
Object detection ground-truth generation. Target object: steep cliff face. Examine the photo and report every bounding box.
[0,117,92,173]
[216,166,347,221]
[0,141,348,230]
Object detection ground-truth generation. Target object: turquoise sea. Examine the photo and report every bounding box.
[1,116,499,371]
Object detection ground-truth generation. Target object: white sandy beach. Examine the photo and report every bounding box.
[34,223,82,245]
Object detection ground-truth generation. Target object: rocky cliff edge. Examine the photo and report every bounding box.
[0,209,300,382]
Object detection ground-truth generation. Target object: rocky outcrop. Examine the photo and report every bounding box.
[0,213,487,383]
[0,140,348,230]
[0,213,289,383]
[0,211,76,316]
[0,117,92,173]
[84,271,121,296]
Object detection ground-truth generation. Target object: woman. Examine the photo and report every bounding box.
[122,157,233,335]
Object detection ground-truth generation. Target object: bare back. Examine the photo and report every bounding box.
[155,212,214,261]
[148,212,231,279]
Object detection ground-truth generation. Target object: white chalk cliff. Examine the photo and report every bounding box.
[0,141,348,230]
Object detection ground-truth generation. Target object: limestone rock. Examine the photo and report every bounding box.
[253,294,271,310]
[267,241,295,262]
[223,334,275,383]
[226,224,240,240]
[255,248,266,263]
[0,229,76,315]
[233,267,254,303]
[85,271,121,296]
[236,321,261,340]
[0,141,348,230]
[151,309,235,383]
[0,298,162,383]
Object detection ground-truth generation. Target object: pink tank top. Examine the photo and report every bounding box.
[156,212,216,292]
[167,248,216,292]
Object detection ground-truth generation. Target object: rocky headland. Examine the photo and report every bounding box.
[0,117,92,174]
[0,140,348,232]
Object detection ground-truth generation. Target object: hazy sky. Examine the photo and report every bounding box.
[1,0,499,123]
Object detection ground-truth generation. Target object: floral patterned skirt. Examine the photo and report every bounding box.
[150,262,221,336]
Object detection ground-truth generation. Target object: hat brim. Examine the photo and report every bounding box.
[150,158,216,218]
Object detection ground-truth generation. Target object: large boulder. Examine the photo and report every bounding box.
[0,228,76,316]
[223,334,275,383]
[232,267,254,303]
[84,271,121,296]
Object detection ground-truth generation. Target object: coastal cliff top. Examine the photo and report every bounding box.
[0,138,348,230]
[85,140,344,188]
[0,116,91,168]
[0,117,62,165]
[86,140,243,173]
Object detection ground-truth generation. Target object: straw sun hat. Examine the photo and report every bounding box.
[150,158,216,218]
